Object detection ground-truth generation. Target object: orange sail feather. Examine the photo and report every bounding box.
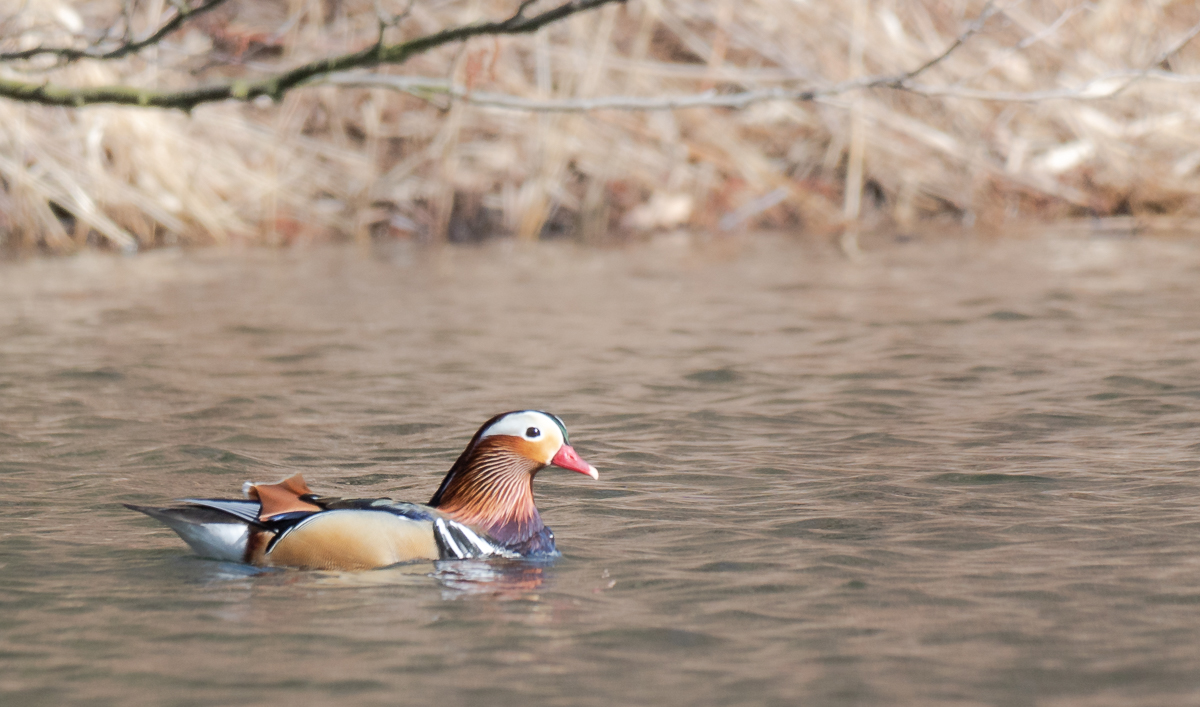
[244,474,321,520]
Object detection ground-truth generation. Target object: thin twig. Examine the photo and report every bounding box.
[909,69,1200,101]
[894,1,998,85]
[515,0,544,19]
[0,0,231,63]
[120,0,136,46]
[1155,19,1200,65]
[373,0,416,30]
[322,66,1200,112]
[955,3,1093,87]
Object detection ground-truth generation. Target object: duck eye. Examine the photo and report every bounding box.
[526,427,541,438]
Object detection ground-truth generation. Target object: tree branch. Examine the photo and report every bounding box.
[0,0,232,63]
[318,2,990,111]
[894,1,998,86]
[0,0,625,109]
[324,66,1200,113]
[322,6,1200,111]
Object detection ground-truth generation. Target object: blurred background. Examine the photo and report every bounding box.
[3,0,1200,253]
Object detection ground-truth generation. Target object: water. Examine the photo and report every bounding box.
[3,234,1200,706]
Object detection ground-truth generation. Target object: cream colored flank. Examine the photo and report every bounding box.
[263,511,439,570]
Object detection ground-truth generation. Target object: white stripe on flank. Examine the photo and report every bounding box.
[265,513,323,554]
[460,526,495,555]
[433,518,521,560]
[435,518,466,559]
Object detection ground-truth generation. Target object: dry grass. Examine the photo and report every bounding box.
[2,0,1200,253]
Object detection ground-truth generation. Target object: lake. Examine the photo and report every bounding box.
[3,233,1200,706]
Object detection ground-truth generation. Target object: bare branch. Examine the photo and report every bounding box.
[956,3,1092,87]
[0,0,625,109]
[374,0,416,29]
[907,69,1200,101]
[3,0,1184,116]
[120,0,136,46]
[0,0,231,63]
[323,64,1200,113]
[318,2,997,110]
[320,73,819,109]
[509,0,547,21]
[319,5,1200,113]
[1155,19,1200,65]
[893,1,998,86]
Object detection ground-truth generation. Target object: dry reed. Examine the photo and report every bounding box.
[2,0,1200,253]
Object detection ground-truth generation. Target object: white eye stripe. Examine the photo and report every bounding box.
[478,411,565,464]
[480,412,562,443]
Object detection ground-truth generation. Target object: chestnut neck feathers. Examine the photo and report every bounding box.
[429,436,546,546]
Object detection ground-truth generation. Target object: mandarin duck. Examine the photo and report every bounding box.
[125,411,598,570]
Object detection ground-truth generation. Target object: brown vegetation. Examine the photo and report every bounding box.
[2,0,1200,253]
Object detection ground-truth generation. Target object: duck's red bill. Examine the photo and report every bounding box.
[551,444,599,480]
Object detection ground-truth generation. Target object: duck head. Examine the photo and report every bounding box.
[429,411,598,547]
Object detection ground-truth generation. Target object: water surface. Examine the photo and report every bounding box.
[3,234,1200,706]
